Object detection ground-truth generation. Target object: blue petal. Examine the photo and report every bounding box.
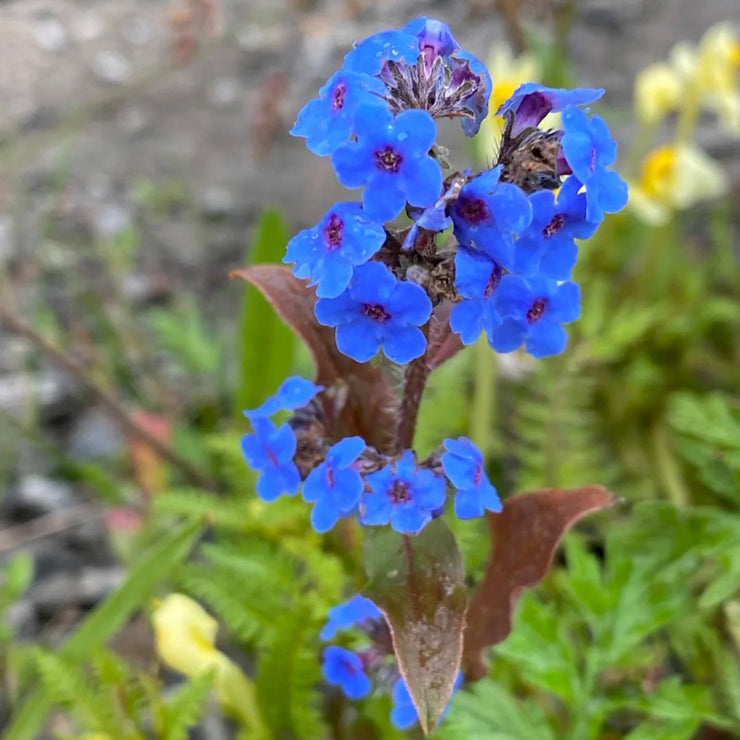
[335,319,381,362]
[527,320,568,358]
[454,488,484,519]
[381,325,427,364]
[311,497,341,533]
[328,436,366,468]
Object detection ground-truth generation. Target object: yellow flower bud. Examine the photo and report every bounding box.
[695,23,740,133]
[634,63,681,126]
[151,594,263,730]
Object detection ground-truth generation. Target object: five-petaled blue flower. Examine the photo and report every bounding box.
[283,203,386,299]
[391,673,463,729]
[450,167,532,270]
[513,175,599,280]
[331,106,443,222]
[320,595,383,641]
[302,436,366,533]
[441,437,502,519]
[561,107,629,223]
[343,29,420,76]
[498,82,604,138]
[495,275,581,358]
[450,247,524,351]
[240,418,300,502]
[314,262,432,364]
[245,376,322,420]
[360,450,446,534]
[322,646,372,699]
[291,70,387,157]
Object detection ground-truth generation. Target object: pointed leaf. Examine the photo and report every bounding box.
[363,520,466,735]
[236,210,295,412]
[230,264,399,452]
[463,485,616,680]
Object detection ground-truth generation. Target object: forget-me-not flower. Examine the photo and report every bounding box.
[284,203,386,298]
[331,106,443,222]
[322,646,371,699]
[314,262,432,364]
[320,595,383,641]
[441,437,501,519]
[302,436,366,533]
[360,450,446,534]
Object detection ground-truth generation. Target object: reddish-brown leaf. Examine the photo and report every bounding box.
[462,485,616,680]
[229,265,399,452]
[364,520,466,736]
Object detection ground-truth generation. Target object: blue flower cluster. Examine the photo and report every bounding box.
[319,594,461,729]
[241,378,501,533]
[286,21,627,365]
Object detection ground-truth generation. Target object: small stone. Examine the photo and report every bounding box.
[72,14,105,42]
[67,407,124,461]
[198,186,236,218]
[0,216,14,266]
[4,600,39,639]
[93,203,133,240]
[31,566,124,616]
[208,77,241,108]
[0,370,78,419]
[121,17,154,46]
[33,18,68,53]
[93,50,133,85]
[2,476,77,520]
[117,105,151,136]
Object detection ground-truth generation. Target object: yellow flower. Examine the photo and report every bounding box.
[475,45,541,161]
[634,62,682,126]
[695,23,740,133]
[151,594,263,730]
[627,143,728,224]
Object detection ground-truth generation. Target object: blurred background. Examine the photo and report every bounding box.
[0,1,738,738]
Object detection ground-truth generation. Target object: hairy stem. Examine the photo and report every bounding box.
[396,348,431,453]
[0,306,217,492]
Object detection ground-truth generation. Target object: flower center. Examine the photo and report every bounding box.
[641,145,676,197]
[326,465,335,488]
[459,196,491,225]
[388,480,411,503]
[323,213,344,250]
[543,213,566,238]
[331,82,346,113]
[374,146,403,173]
[362,303,391,323]
[483,267,500,298]
[527,298,547,324]
[473,464,483,486]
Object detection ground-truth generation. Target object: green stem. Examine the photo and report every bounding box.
[470,338,497,457]
[651,423,690,507]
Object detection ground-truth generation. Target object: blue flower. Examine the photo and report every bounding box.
[360,450,446,534]
[245,376,322,420]
[450,167,532,270]
[495,275,581,358]
[343,30,420,76]
[314,262,432,364]
[400,18,491,136]
[241,418,300,502]
[561,107,629,222]
[291,69,387,157]
[283,203,386,299]
[302,437,366,533]
[322,646,371,700]
[441,437,501,519]
[331,106,443,222]
[320,595,383,641]
[498,83,604,138]
[513,176,599,280]
[449,247,513,347]
[391,673,463,729]
[403,17,458,64]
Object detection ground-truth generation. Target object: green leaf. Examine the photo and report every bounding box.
[5,518,204,740]
[235,210,295,412]
[163,672,216,740]
[364,519,466,736]
[437,679,556,740]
